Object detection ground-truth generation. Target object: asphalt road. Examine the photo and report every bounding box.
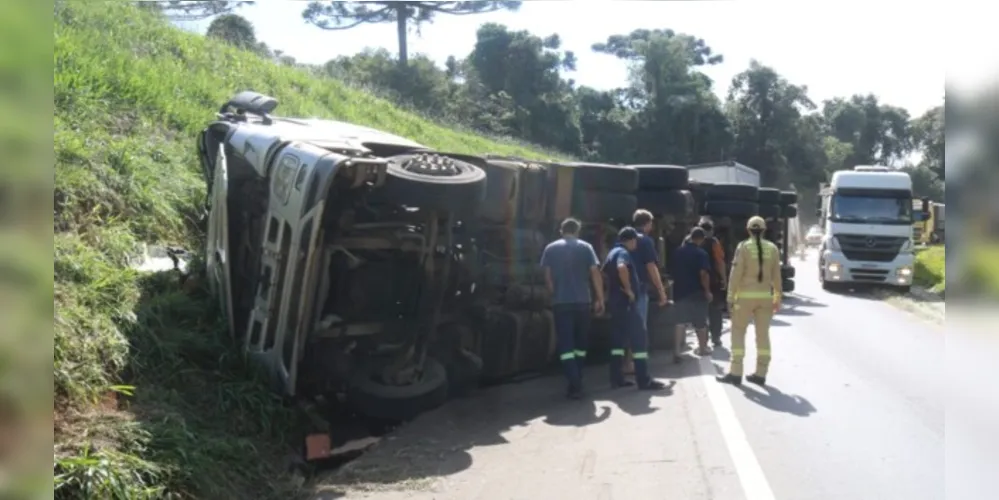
[312,251,945,500]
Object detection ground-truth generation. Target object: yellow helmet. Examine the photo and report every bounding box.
[747,216,766,231]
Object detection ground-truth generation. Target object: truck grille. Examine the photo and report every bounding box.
[835,234,907,263]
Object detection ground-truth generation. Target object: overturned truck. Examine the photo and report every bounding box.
[197,92,799,421]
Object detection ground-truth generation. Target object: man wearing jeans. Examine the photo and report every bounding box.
[631,210,669,327]
[540,217,605,400]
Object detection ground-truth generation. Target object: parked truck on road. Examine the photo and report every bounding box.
[816,166,929,293]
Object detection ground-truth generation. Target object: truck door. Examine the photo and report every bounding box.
[206,147,236,339]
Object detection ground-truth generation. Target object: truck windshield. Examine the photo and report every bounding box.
[831,194,913,224]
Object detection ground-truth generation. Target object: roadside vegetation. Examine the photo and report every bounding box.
[913,245,945,293]
[52,3,555,499]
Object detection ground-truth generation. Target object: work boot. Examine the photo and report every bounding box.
[638,379,668,391]
[566,386,584,400]
[711,336,723,348]
[611,380,635,389]
[716,374,742,386]
[746,374,766,386]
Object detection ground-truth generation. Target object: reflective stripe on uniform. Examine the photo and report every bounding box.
[574,350,587,358]
[738,291,773,299]
[560,352,575,361]
[611,348,625,356]
[757,349,771,356]
[633,352,649,359]
[731,348,745,356]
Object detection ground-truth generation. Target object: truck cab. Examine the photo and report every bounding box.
[816,166,928,292]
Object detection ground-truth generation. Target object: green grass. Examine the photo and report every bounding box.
[53,3,558,498]
[913,245,945,292]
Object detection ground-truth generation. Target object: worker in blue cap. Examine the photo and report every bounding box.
[602,226,668,391]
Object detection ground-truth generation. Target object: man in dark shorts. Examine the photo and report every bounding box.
[602,227,667,390]
[670,227,713,361]
[540,217,605,400]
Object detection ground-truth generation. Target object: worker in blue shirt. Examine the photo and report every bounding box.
[602,227,668,391]
[540,217,605,400]
[670,227,714,362]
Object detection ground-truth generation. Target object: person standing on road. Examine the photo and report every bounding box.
[603,227,667,391]
[696,220,728,348]
[540,217,605,400]
[631,209,669,325]
[718,216,783,387]
[670,227,714,361]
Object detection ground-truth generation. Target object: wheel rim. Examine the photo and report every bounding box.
[401,153,461,177]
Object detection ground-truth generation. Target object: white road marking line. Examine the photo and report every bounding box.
[698,355,777,500]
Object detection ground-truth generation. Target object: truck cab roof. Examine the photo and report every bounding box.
[829,170,913,191]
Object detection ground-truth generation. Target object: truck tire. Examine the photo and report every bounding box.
[564,162,639,193]
[781,265,796,280]
[704,200,758,218]
[706,183,759,202]
[758,203,781,219]
[782,205,798,219]
[782,278,795,293]
[758,187,781,204]
[633,164,689,190]
[573,191,638,220]
[376,153,487,214]
[347,357,449,421]
[779,191,798,205]
[636,189,693,217]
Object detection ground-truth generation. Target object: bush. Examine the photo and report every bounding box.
[913,245,944,292]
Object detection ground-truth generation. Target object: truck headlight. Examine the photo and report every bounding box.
[273,156,301,205]
[828,262,842,273]
[823,235,841,252]
[897,266,913,277]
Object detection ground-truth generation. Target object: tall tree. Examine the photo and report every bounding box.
[593,29,730,164]
[726,60,818,186]
[205,13,257,50]
[145,1,253,21]
[302,1,521,68]
[467,24,581,152]
[911,104,944,180]
[822,94,913,168]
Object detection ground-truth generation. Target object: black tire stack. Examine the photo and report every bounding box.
[561,162,641,221]
[778,190,798,293]
[632,165,693,218]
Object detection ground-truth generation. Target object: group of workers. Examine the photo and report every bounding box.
[540,209,783,400]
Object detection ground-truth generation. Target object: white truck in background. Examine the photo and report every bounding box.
[816,166,929,293]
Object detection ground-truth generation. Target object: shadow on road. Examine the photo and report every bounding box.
[784,294,828,308]
[307,352,688,497]
[738,385,817,417]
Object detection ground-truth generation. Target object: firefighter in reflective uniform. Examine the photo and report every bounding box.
[717,216,782,387]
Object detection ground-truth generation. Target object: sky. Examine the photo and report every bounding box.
[174,0,970,118]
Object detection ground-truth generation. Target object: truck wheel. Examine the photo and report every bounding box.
[347,357,450,421]
[563,162,639,193]
[572,191,638,220]
[633,164,689,190]
[636,189,693,217]
[781,205,798,219]
[704,200,758,218]
[376,153,487,214]
[779,191,798,205]
[758,203,781,219]
[781,265,796,279]
[758,187,781,204]
[782,278,795,293]
[706,184,759,202]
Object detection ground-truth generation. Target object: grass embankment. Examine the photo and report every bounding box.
[53,3,557,498]
[913,245,945,293]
